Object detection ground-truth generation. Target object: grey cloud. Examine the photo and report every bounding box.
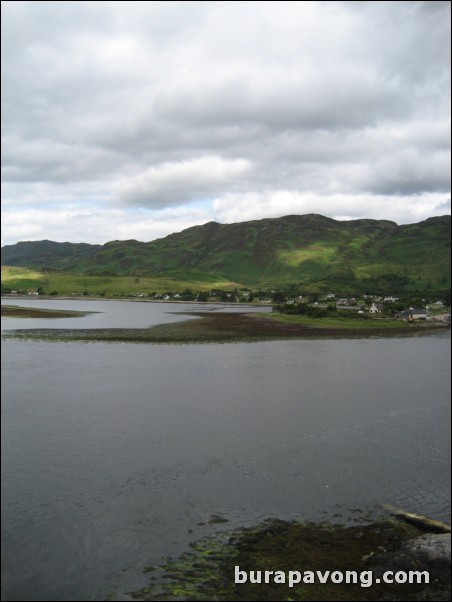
[417,1,450,15]
[1,1,450,224]
[2,134,122,184]
[154,75,409,131]
[369,173,451,197]
[435,197,451,211]
[347,151,451,196]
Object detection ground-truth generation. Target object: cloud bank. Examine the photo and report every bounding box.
[1,1,450,245]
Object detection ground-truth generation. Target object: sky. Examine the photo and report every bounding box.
[1,0,451,246]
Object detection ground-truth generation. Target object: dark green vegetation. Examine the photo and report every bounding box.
[1,304,89,318]
[128,518,449,601]
[1,240,101,271]
[3,311,447,344]
[2,214,450,296]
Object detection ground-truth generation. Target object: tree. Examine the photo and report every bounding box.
[271,291,286,303]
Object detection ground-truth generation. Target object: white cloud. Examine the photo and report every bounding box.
[115,156,253,207]
[1,1,450,245]
[1,206,211,246]
[2,190,448,248]
[212,190,450,226]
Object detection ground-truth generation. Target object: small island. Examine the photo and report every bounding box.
[1,305,91,319]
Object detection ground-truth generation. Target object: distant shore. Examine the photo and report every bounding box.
[2,307,449,343]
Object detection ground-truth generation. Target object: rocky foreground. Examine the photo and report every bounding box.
[126,518,451,601]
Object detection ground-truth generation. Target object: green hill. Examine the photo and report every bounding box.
[1,239,101,270]
[1,214,450,295]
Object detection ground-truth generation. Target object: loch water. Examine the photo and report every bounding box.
[1,300,450,600]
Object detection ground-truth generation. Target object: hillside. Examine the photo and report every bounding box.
[2,214,450,295]
[1,239,101,271]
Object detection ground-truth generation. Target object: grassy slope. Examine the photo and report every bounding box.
[1,266,233,296]
[2,214,450,294]
[360,216,451,292]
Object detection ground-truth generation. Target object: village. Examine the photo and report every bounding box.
[133,289,450,321]
[3,285,450,323]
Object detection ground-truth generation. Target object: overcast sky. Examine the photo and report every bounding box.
[1,1,451,246]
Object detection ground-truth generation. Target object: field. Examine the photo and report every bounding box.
[1,266,235,297]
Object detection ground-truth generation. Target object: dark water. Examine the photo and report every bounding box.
[1,302,450,601]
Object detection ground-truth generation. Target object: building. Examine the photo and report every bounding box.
[396,308,430,321]
[369,303,384,313]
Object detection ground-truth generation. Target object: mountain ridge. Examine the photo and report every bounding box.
[2,214,450,294]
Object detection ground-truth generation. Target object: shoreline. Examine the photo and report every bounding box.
[2,309,449,343]
[0,294,271,307]
[0,304,92,318]
[127,515,451,601]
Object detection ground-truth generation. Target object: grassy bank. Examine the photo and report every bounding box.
[2,311,448,343]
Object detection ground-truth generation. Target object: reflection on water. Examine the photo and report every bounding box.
[0,298,270,331]
[1,300,450,601]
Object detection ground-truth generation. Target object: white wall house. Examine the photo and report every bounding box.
[369,303,383,313]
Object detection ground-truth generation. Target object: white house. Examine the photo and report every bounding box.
[369,303,384,313]
[396,308,430,320]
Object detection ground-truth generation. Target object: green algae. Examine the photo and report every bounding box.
[127,517,449,601]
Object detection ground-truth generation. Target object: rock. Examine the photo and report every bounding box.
[401,533,451,564]
[368,532,451,598]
